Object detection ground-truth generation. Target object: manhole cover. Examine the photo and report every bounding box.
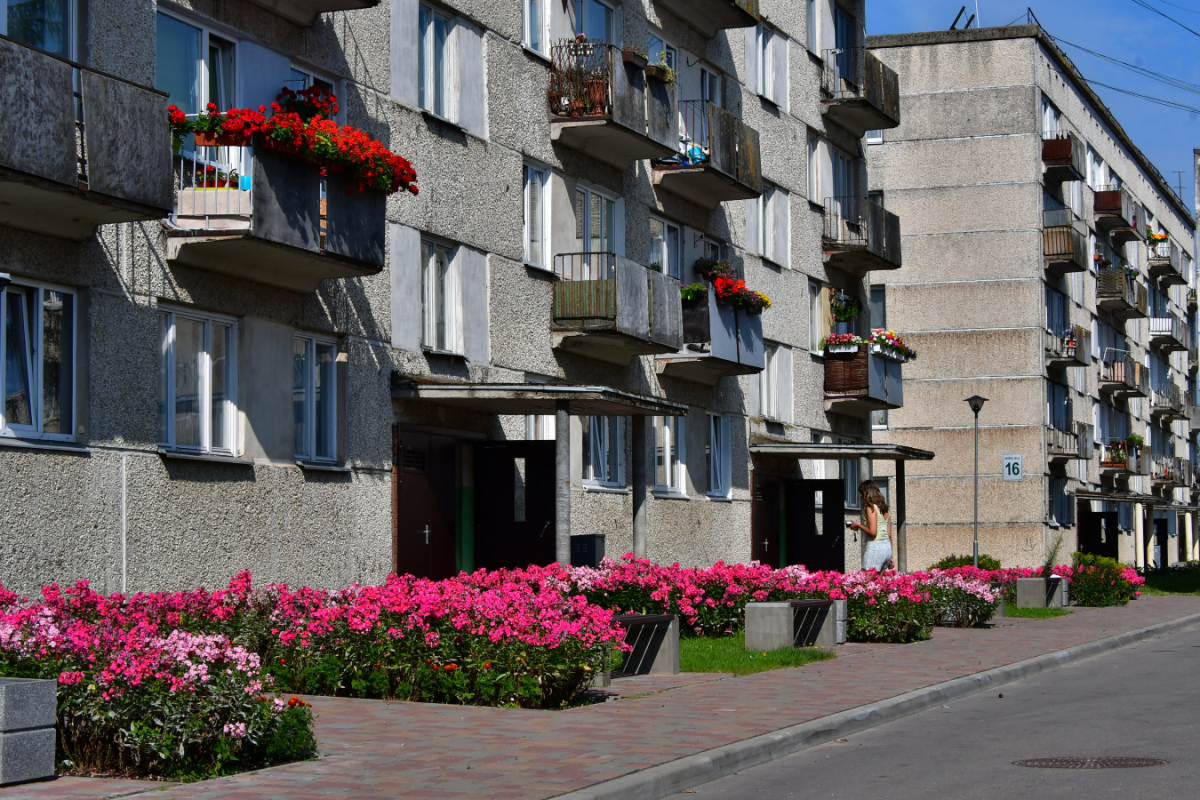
[1013,757,1168,769]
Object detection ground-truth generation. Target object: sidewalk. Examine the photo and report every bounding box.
[5,596,1199,800]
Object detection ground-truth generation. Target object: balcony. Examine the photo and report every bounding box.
[549,41,676,169]
[1149,312,1189,352]
[1043,209,1088,275]
[657,285,763,384]
[820,48,901,137]
[552,253,683,365]
[823,344,904,417]
[822,196,902,276]
[1044,325,1091,367]
[1042,133,1086,184]
[167,143,385,292]
[1048,422,1093,461]
[1099,356,1150,397]
[1148,241,1186,285]
[244,0,379,26]
[1151,455,1192,487]
[1093,185,1144,244]
[1150,383,1187,420]
[1190,402,1200,429]
[653,0,759,38]
[652,101,761,209]
[1096,267,1148,319]
[0,36,172,240]
[1099,439,1149,476]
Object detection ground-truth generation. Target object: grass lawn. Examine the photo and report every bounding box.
[1138,567,1200,596]
[1003,603,1073,619]
[680,632,835,676]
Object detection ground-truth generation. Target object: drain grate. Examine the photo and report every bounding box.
[1014,757,1168,770]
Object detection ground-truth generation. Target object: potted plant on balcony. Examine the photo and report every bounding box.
[645,58,677,85]
[1101,440,1128,468]
[191,103,266,148]
[830,293,862,323]
[585,69,609,114]
[622,47,649,70]
[867,329,917,362]
[821,333,863,355]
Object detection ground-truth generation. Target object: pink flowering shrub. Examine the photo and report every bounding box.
[940,555,1143,607]
[912,571,998,628]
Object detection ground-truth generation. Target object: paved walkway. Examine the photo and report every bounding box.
[6,596,1200,800]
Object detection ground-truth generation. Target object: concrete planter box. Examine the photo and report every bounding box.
[745,600,839,650]
[1015,577,1066,609]
[0,678,56,786]
[614,614,679,676]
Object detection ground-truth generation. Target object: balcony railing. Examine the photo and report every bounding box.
[652,100,761,208]
[548,41,676,168]
[657,285,764,383]
[168,142,385,292]
[244,0,380,27]
[1047,423,1092,461]
[1042,133,1086,184]
[1099,439,1149,475]
[552,252,683,364]
[1093,185,1144,243]
[652,0,759,38]
[820,47,900,136]
[1099,355,1150,397]
[822,196,902,274]
[1096,267,1148,318]
[0,34,172,239]
[823,343,904,417]
[1044,326,1091,366]
[1151,454,1192,487]
[1149,312,1189,352]
[1148,240,1185,284]
[1150,382,1186,419]
[1043,211,1088,275]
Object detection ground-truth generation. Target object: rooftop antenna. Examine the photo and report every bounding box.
[1173,171,1186,200]
[949,6,966,30]
[964,14,976,28]
[976,1,982,27]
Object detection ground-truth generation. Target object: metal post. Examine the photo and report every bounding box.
[632,417,648,559]
[973,411,980,568]
[555,399,571,566]
[896,460,907,573]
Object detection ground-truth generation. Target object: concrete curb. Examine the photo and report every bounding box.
[552,611,1200,800]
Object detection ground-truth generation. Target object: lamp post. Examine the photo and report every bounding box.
[965,396,988,568]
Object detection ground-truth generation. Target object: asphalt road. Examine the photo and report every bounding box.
[687,620,1200,799]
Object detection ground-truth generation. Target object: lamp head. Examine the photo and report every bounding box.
[0,273,10,292]
[965,395,988,415]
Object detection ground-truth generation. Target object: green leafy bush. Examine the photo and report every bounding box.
[1069,552,1138,607]
[930,553,1002,571]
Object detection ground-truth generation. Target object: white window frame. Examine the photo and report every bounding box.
[865,129,883,144]
[155,9,239,115]
[809,281,830,355]
[583,415,625,487]
[575,0,616,44]
[805,0,817,54]
[293,333,339,464]
[759,342,780,421]
[0,278,77,442]
[526,414,556,440]
[649,216,683,279]
[706,413,732,499]
[755,24,776,101]
[157,307,238,456]
[287,64,340,123]
[524,163,551,269]
[654,415,687,495]
[574,183,622,256]
[1,0,80,59]
[807,132,821,202]
[421,239,463,355]
[522,0,549,56]
[418,3,453,119]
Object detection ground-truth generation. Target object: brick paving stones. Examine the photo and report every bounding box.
[3,596,1198,800]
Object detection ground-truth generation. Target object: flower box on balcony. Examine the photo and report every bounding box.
[622,48,648,70]
[644,64,674,83]
[823,344,904,416]
[870,343,908,362]
[658,285,763,384]
[826,344,859,355]
[193,130,252,148]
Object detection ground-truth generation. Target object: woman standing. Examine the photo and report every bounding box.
[849,480,893,571]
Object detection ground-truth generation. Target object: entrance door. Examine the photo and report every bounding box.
[1152,518,1168,569]
[1077,506,1119,560]
[784,479,845,572]
[752,475,782,567]
[393,429,457,580]
[474,441,557,571]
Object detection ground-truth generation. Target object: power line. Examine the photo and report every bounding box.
[1085,78,1200,114]
[1130,0,1200,37]
[1051,35,1200,96]
[1155,0,1200,14]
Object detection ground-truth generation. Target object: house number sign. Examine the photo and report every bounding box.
[1002,454,1023,481]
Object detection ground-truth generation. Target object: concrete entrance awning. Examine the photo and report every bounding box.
[393,383,687,417]
[1075,490,1164,506]
[749,443,935,461]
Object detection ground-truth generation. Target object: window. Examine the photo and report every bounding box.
[1049,477,1073,526]
[157,308,236,455]
[701,67,722,107]
[582,416,624,486]
[832,146,856,201]
[866,130,883,144]
[418,4,451,118]
[421,240,462,354]
[753,24,786,105]
[1045,286,1067,334]
[526,414,556,440]
[155,12,236,119]
[806,0,817,53]
[749,185,789,266]
[809,281,831,354]
[706,413,732,498]
[702,238,722,263]
[654,415,686,494]
[807,132,821,201]
[5,0,75,58]
[649,217,682,278]
[1041,97,1061,138]
[523,0,546,55]
[1047,380,1070,432]
[758,342,780,420]
[524,164,549,268]
[574,185,618,254]
[841,456,859,509]
[648,33,676,71]
[293,336,337,462]
[574,0,615,44]
[1,281,75,441]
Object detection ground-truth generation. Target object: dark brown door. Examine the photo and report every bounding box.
[394,431,457,580]
[785,479,845,573]
[474,441,556,571]
[1077,507,1119,560]
[752,475,781,567]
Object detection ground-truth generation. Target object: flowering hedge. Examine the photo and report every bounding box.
[939,556,1143,607]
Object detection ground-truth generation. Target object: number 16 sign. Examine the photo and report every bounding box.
[1002,454,1023,481]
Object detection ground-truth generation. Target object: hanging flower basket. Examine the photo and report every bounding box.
[828,344,861,355]
[871,343,908,362]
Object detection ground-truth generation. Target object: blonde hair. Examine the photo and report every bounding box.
[858,480,889,515]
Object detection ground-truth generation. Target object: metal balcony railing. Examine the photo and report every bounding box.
[1151,382,1186,416]
[1150,312,1189,351]
[672,99,762,194]
[1151,454,1192,486]
[1047,425,1079,458]
[1148,240,1184,283]
[1042,212,1088,273]
[1096,267,1148,317]
[822,196,902,267]
[1100,439,1148,474]
[1044,325,1091,365]
[1041,132,1086,183]
[1093,184,1143,242]
[172,141,255,228]
[1099,356,1151,396]
[819,47,900,130]
[553,252,621,320]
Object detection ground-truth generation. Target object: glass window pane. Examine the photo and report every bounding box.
[173,317,204,448]
[293,338,309,458]
[436,247,451,350]
[433,14,448,117]
[649,219,665,272]
[315,342,336,460]
[41,290,72,434]
[419,7,430,110]
[581,415,594,480]
[4,290,34,427]
[529,0,542,52]
[605,198,616,252]
[210,323,230,450]
[606,416,620,483]
[527,168,543,265]
[590,193,602,253]
[158,313,169,444]
[655,417,667,487]
[208,36,236,110]
[667,224,681,279]
[155,13,201,115]
[8,0,71,57]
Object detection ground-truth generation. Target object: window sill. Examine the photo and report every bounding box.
[757,93,779,109]
[422,347,467,360]
[652,490,690,501]
[158,449,252,466]
[583,484,630,495]
[0,436,88,455]
[808,200,825,213]
[525,261,553,275]
[809,349,825,360]
[523,45,552,64]
[706,494,733,502]
[297,460,351,473]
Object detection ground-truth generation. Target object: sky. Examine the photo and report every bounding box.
[865,0,1200,216]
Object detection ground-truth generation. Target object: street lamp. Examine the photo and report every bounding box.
[965,396,988,568]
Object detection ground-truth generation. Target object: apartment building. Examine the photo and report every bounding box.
[867,25,1199,571]
[0,0,914,596]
